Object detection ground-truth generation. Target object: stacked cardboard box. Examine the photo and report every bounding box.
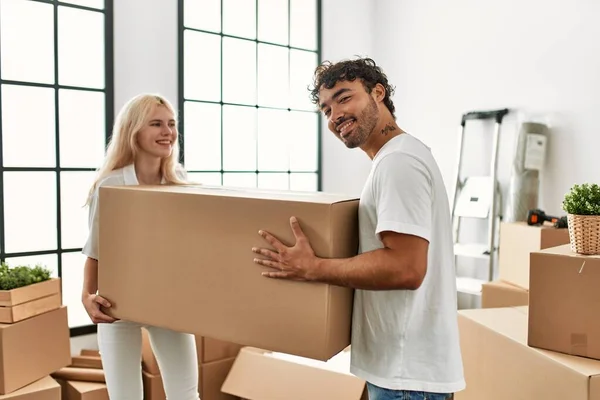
[457,244,600,399]
[52,349,108,400]
[97,185,359,361]
[482,221,569,308]
[141,327,243,400]
[0,278,71,399]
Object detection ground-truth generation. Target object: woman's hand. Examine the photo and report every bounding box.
[82,293,117,324]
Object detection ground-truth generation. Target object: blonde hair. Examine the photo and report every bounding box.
[86,93,187,205]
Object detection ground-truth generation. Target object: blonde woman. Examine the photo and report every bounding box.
[81,94,199,400]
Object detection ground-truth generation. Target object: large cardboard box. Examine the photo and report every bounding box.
[0,306,71,394]
[481,280,528,308]
[457,306,600,400]
[142,371,165,400]
[0,377,60,400]
[200,358,239,400]
[98,185,359,360]
[197,337,243,364]
[529,244,600,360]
[221,347,366,400]
[498,222,569,289]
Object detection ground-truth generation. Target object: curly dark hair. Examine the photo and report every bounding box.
[309,57,396,119]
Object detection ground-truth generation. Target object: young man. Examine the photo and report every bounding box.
[252,57,464,399]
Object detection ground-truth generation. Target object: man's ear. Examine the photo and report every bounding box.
[372,83,386,103]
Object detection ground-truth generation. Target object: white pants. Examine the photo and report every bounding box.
[97,320,200,400]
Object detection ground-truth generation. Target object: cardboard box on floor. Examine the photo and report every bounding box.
[457,306,600,400]
[529,244,600,360]
[99,185,359,361]
[57,380,108,400]
[481,280,528,308]
[498,222,569,289]
[0,377,60,400]
[221,346,367,400]
[0,306,71,394]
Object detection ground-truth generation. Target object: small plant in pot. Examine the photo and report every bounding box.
[562,183,600,255]
[0,262,52,290]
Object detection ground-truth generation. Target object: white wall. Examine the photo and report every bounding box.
[369,0,600,216]
[320,0,375,196]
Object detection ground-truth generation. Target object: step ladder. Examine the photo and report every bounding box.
[451,109,509,296]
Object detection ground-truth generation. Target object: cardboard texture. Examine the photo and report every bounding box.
[51,368,104,383]
[0,306,71,395]
[0,293,61,324]
[200,358,238,400]
[481,280,528,308]
[0,377,60,400]
[69,356,102,370]
[221,347,366,400]
[98,185,359,360]
[142,371,165,400]
[498,222,569,289]
[58,380,108,400]
[0,279,60,307]
[141,328,161,375]
[457,306,600,400]
[79,350,100,357]
[197,337,243,364]
[529,244,600,360]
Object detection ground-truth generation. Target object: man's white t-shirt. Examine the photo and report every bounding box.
[349,133,465,393]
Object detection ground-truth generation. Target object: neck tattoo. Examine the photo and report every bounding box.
[381,123,397,136]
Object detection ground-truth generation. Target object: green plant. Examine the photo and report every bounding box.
[0,262,52,290]
[562,183,600,216]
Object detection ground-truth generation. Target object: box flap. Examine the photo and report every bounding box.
[221,347,365,400]
[101,184,358,204]
[67,381,107,394]
[2,376,60,399]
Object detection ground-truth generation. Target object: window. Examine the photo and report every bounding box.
[0,0,113,335]
[179,0,322,191]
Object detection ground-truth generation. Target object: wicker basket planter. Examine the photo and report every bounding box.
[567,214,600,255]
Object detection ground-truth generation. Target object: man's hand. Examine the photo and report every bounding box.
[252,216,320,281]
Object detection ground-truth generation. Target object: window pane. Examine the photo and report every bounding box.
[258,44,289,108]
[223,38,256,105]
[223,0,256,40]
[258,0,288,45]
[223,173,256,188]
[1,85,55,167]
[290,50,318,111]
[184,31,221,102]
[183,102,221,170]
[4,172,57,253]
[61,171,95,250]
[223,106,256,171]
[187,172,222,186]
[60,0,104,9]
[258,173,289,190]
[59,89,106,168]
[290,0,317,50]
[62,252,92,328]
[289,111,318,171]
[290,173,318,192]
[258,109,288,171]
[58,6,104,88]
[0,0,54,84]
[4,254,58,278]
[184,0,220,32]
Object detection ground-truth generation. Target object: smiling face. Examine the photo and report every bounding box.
[319,79,380,149]
[136,104,177,159]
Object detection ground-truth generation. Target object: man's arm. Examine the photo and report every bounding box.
[315,231,428,290]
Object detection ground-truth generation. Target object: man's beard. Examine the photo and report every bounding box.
[340,97,379,149]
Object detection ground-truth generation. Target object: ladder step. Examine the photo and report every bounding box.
[456,277,487,295]
[454,243,491,259]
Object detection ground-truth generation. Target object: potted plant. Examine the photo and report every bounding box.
[562,183,600,255]
[0,262,52,290]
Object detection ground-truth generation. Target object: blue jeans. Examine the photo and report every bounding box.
[367,383,453,400]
